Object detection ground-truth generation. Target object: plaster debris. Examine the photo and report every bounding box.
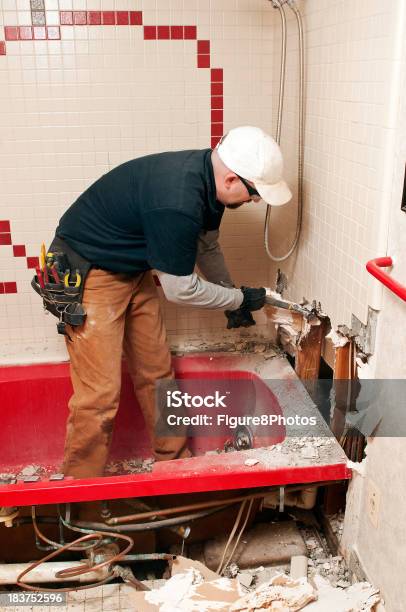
[347,459,366,477]
[16,464,43,479]
[326,329,349,348]
[244,458,260,467]
[230,573,316,611]
[328,512,344,541]
[105,457,154,475]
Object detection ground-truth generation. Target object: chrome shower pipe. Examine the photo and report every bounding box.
[264,0,305,263]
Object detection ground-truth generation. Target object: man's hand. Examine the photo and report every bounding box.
[240,286,266,311]
[225,308,256,329]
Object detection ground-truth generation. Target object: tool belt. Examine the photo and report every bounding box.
[31,236,92,338]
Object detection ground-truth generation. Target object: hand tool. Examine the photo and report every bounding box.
[35,266,45,290]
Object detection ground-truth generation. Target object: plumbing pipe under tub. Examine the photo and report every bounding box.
[0,562,108,585]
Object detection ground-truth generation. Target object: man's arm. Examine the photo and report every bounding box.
[195,229,234,288]
[156,270,243,310]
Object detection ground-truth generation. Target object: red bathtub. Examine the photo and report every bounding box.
[0,353,350,507]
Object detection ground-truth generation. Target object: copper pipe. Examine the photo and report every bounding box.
[107,481,345,526]
[107,491,267,525]
[17,527,134,593]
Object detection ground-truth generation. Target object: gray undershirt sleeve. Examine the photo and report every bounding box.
[156,270,243,310]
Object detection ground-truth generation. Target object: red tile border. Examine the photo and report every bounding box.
[73,11,87,25]
[33,26,46,40]
[88,11,101,25]
[60,11,73,25]
[102,11,116,25]
[19,26,33,40]
[184,26,197,39]
[0,234,12,246]
[197,54,210,68]
[170,25,183,40]
[47,26,61,40]
[197,40,210,53]
[27,256,39,269]
[211,82,223,95]
[13,245,26,257]
[211,68,223,82]
[130,11,142,26]
[116,11,129,25]
[4,26,19,41]
[211,123,223,137]
[4,282,17,294]
[144,25,157,40]
[157,26,170,39]
[0,12,225,297]
[211,96,223,110]
[0,221,11,232]
[211,109,223,122]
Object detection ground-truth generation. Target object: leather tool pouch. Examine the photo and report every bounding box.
[31,236,92,337]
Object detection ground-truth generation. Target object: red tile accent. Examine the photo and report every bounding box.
[27,256,39,269]
[130,11,143,26]
[211,96,223,110]
[0,234,12,246]
[88,11,101,25]
[197,40,210,53]
[144,25,157,40]
[0,221,11,232]
[33,26,46,40]
[211,136,221,148]
[211,123,223,137]
[19,27,33,40]
[0,42,5,55]
[13,245,26,257]
[102,11,116,25]
[211,109,223,122]
[211,68,223,82]
[197,54,210,68]
[170,25,183,40]
[5,26,19,40]
[47,26,61,39]
[211,82,223,95]
[60,11,73,25]
[73,11,87,25]
[184,25,197,39]
[116,11,129,25]
[4,282,17,294]
[0,283,4,294]
[157,25,170,39]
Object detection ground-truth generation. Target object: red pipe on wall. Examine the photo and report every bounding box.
[366,257,406,302]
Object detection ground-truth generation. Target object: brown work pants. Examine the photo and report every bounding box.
[62,269,190,479]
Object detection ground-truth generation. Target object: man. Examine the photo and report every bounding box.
[46,125,291,479]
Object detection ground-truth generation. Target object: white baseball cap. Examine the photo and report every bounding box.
[216,126,292,206]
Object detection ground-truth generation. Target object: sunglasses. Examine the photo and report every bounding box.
[236,174,260,198]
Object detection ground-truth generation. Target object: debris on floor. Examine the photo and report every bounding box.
[328,511,345,541]
[129,556,381,612]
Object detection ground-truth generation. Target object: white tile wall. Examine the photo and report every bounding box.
[267,0,403,330]
[0,0,275,363]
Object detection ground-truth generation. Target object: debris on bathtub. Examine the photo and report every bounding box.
[205,449,221,456]
[244,458,260,467]
[15,464,45,481]
[105,457,154,475]
[301,445,319,459]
